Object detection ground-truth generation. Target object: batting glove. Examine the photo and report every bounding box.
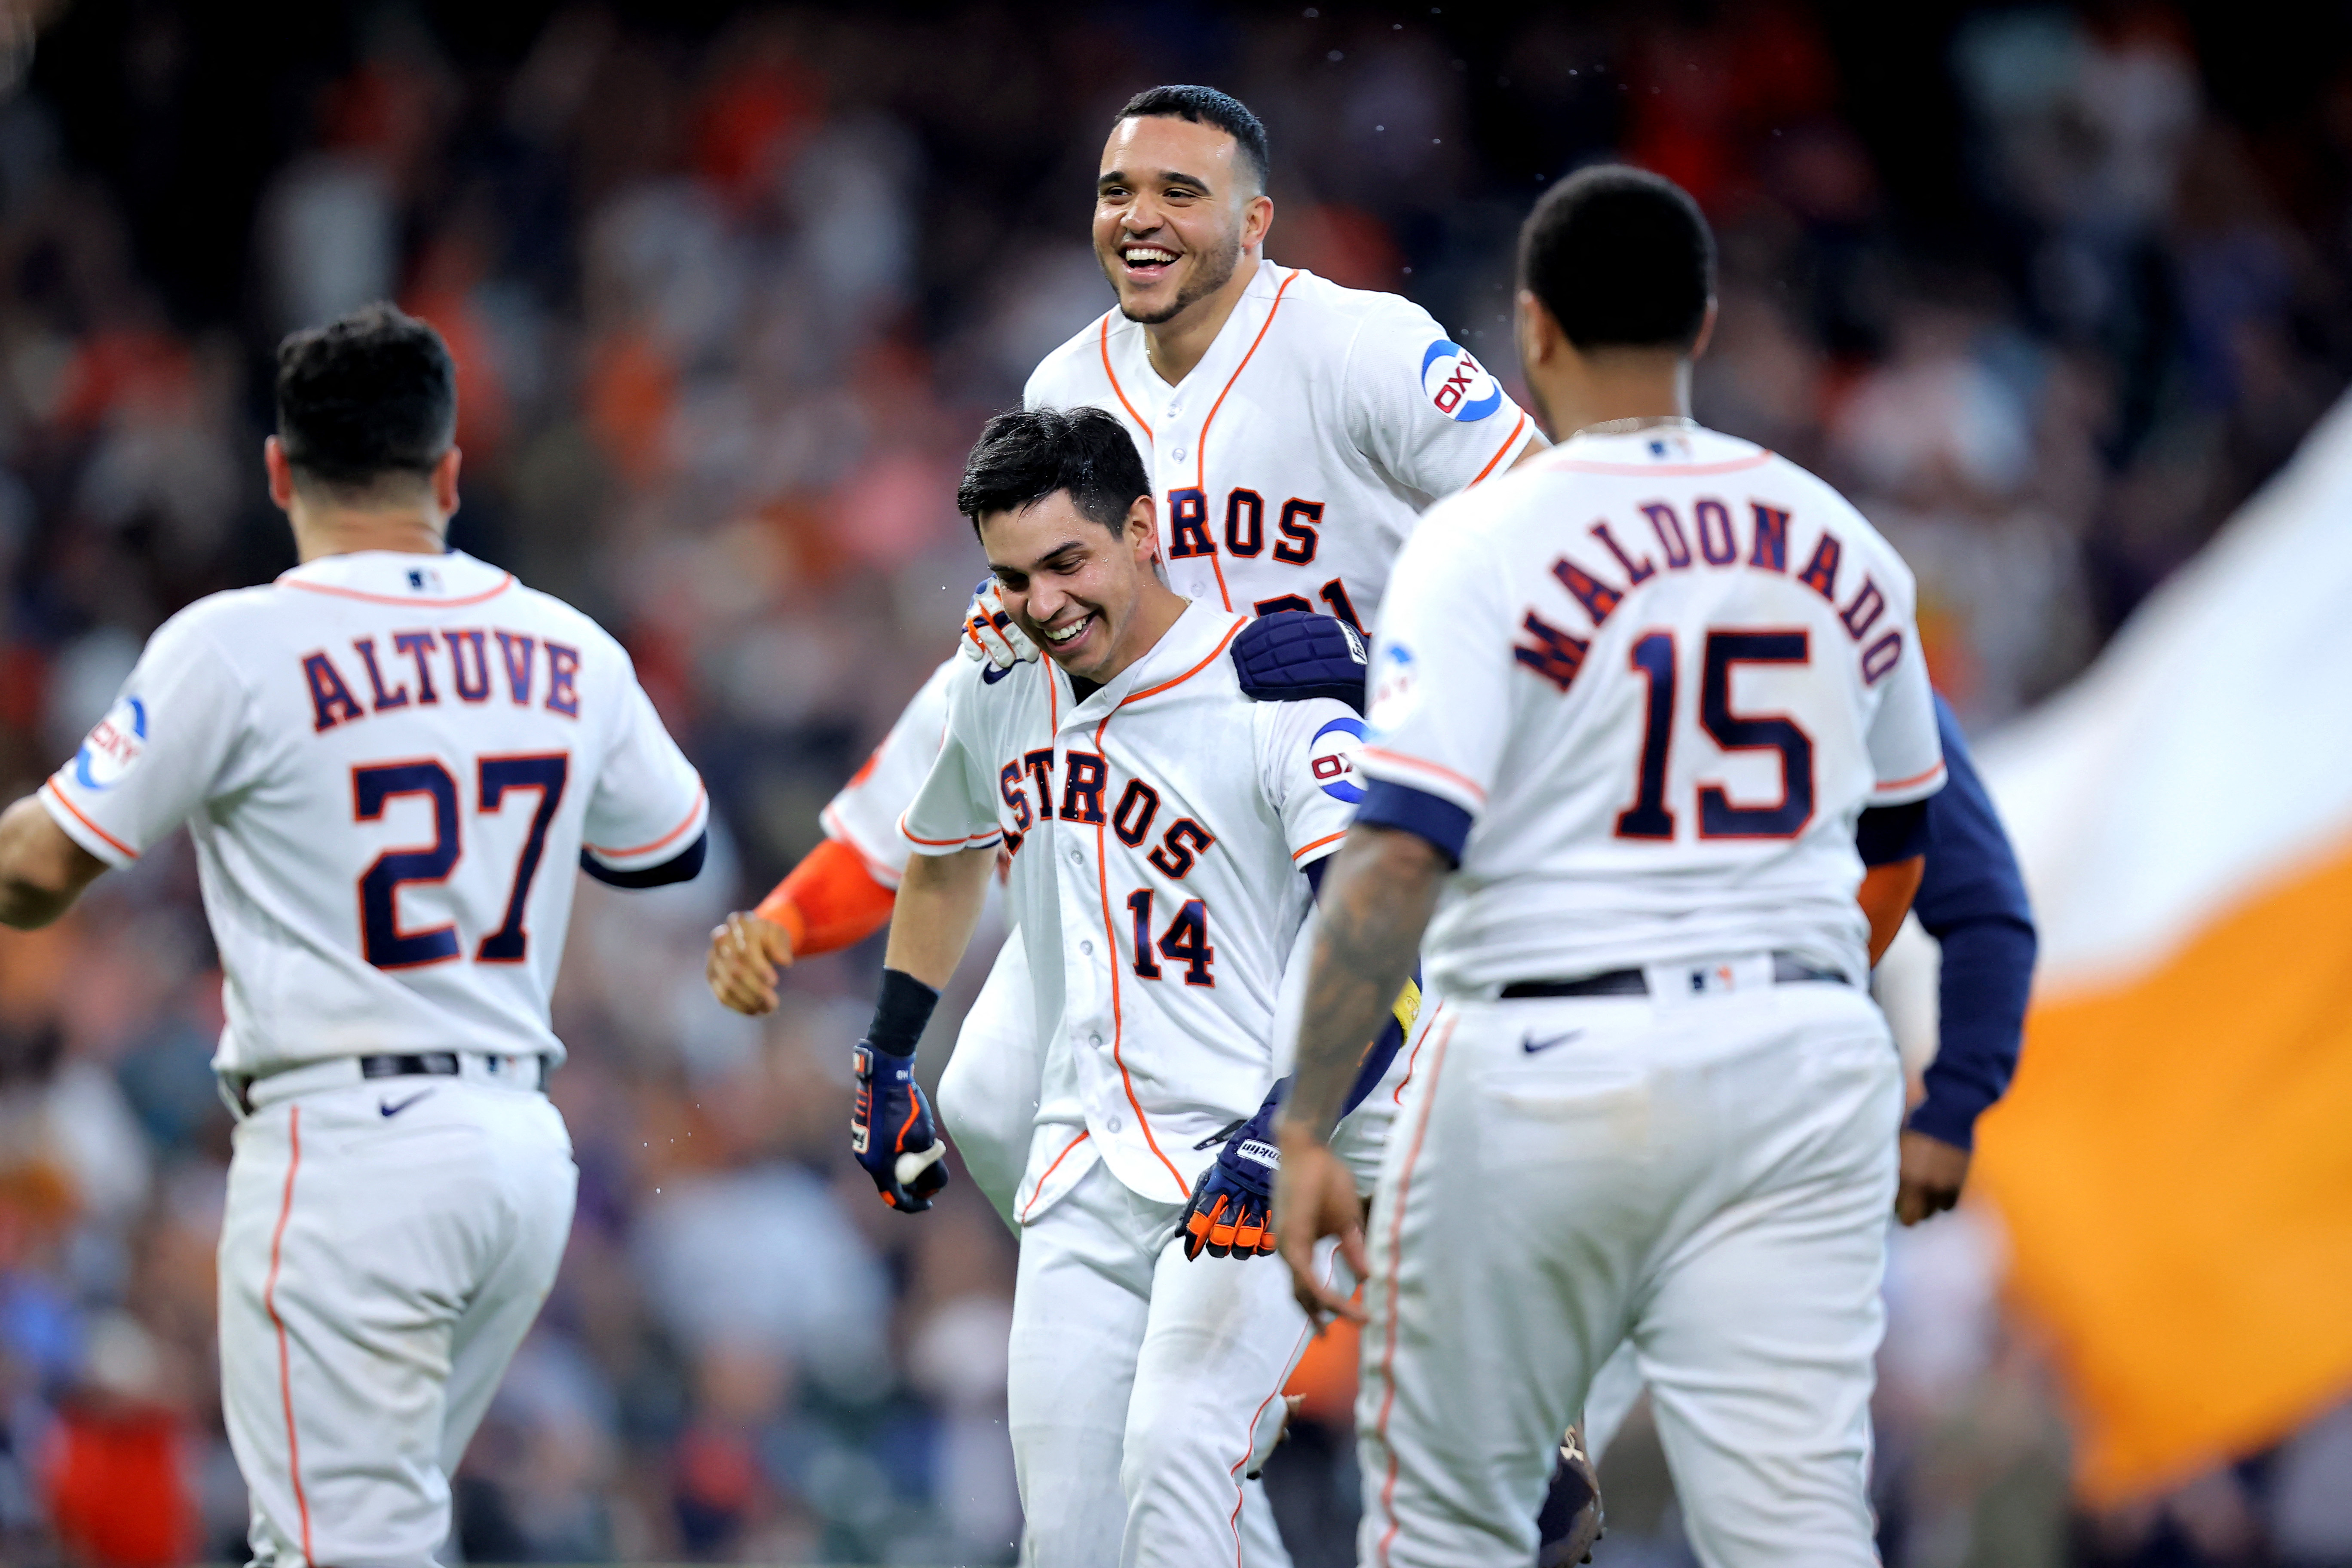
[851,1042,949,1212]
[1179,1087,1282,1259]
[959,579,1039,671]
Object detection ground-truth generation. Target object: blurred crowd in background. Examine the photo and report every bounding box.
[0,2,2348,1564]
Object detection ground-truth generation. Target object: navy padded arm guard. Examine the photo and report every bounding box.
[1231,611,1369,712]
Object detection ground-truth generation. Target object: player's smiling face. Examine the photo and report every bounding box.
[1094,116,1270,328]
[980,489,1173,687]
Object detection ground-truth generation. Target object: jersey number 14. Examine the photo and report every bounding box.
[353,754,569,968]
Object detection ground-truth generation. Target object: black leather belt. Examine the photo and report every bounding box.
[360,1052,462,1078]
[1500,953,1848,999]
[224,1050,549,1117]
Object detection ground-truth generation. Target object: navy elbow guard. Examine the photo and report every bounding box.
[1231,611,1369,711]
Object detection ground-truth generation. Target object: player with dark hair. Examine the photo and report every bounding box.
[1275,164,1947,1566]
[851,404,1399,1565]
[708,75,1537,1200]
[0,302,707,1568]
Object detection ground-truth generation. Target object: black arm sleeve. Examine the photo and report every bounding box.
[579,830,708,889]
[1908,697,2037,1150]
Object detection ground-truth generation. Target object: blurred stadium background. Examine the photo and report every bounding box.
[2,1,2349,1564]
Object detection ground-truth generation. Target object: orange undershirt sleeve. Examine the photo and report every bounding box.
[753,836,898,959]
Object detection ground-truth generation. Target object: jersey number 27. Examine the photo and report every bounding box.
[353,754,568,968]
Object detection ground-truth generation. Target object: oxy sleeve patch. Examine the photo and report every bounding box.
[1308,715,1368,803]
[1420,340,1502,423]
[73,695,148,790]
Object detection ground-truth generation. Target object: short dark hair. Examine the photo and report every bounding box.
[957,406,1150,539]
[275,302,458,494]
[1520,165,1715,352]
[1117,85,1269,192]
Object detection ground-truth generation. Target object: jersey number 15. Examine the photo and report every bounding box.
[352,754,569,968]
[1617,630,1815,841]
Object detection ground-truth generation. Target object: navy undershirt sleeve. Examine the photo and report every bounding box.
[1857,799,1931,866]
[580,830,708,889]
[1353,779,1471,867]
[1908,697,2037,1150]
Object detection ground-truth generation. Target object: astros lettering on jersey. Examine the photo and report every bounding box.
[1026,260,1536,635]
[41,548,707,1071]
[902,600,1360,1221]
[1359,423,1946,992]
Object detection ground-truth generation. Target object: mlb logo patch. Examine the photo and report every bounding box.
[407,567,444,594]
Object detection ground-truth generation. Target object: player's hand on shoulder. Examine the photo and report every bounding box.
[706,910,793,1016]
[1179,1090,1284,1260]
[959,578,1039,671]
[1230,610,1368,711]
[851,1041,950,1213]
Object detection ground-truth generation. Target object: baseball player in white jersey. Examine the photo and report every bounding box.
[0,306,707,1568]
[845,405,1409,1566]
[1274,169,1946,1568]
[708,84,1537,1234]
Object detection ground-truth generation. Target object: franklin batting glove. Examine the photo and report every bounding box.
[849,968,949,1213]
[1179,1087,1282,1259]
[852,1042,949,1212]
[959,579,1039,671]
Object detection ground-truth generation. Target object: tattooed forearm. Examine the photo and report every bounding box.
[1284,824,1449,1140]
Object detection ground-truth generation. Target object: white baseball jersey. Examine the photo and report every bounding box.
[1026,260,1536,636]
[821,653,957,888]
[902,601,1360,1215]
[42,548,706,1072]
[820,262,1531,888]
[1357,423,1945,992]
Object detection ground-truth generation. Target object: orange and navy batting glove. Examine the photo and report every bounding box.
[1180,1090,1282,1259]
[959,578,1039,671]
[850,969,950,1213]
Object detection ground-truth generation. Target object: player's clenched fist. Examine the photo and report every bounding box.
[706,910,794,1015]
[851,1038,950,1212]
[1179,1091,1283,1259]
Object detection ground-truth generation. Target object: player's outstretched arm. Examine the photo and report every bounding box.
[1274,822,1449,1323]
[0,795,108,930]
[707,837,899,1015]
[847,844,992,1214]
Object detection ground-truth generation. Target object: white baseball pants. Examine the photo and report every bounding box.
[217,1069,577,1568]
[936,926,1040,1232]
[1008,1158,1337,1568]
[1356,974,1902,1568]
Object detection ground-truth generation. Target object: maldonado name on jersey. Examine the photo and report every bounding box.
[1510,498,1909,700]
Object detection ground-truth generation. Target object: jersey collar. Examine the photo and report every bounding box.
[1550,421,1758,468]
[1052,598,1244,730]
[1123,258,1290,402]
[276,549,517,607]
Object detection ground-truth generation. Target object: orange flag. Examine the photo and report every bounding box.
[1971,394,2352,1503]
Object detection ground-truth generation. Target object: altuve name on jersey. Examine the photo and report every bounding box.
[1513,500,1904,694]
[301,629,584,732]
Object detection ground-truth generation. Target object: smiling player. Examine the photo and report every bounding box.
[851,407,1393,1565]
[710,85,1537,1228]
